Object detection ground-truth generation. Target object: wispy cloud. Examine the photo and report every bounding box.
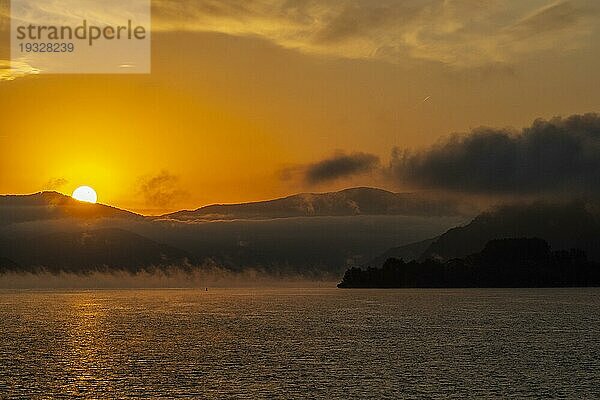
[138,170,187,208]
[0,60,40,82]
[44,178,69,191]
[2,1,596,68]
[151,0,600,68]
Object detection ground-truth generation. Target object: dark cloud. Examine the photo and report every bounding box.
[138,171,186,207]
[278,164,304,182]
[392,113,600,196]
[306,152,380,184]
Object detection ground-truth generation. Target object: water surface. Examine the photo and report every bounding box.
[1,288,599,398]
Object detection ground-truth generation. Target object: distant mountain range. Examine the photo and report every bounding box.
[340,238,600,288]
[3,188,599,275]
[163,187,470,221]
[370,201,600,265]
[0,188,467,273]
[368,238,437,267]
[0,228,191,273]
[0,191,141,225]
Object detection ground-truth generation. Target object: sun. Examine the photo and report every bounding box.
[72,186,98,204]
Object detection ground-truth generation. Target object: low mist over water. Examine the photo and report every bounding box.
[0,269,335,289]
[1,288,599,398]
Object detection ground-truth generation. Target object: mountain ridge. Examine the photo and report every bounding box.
[339,238,600,288]
[163,187,470,221]
[0,191,142,225]
[369,201,600,264]
[0,227,193,273]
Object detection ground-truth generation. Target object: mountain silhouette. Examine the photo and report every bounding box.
[164,187,469,221]
[419,202,600,261]
[0,256,19,271]
[1,228,192,273]
[0,192,141,226]
[339,238,600,288]
[0,188,467,273]
[368,238,436,267]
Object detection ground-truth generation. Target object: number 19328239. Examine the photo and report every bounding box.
[18,42,74,53]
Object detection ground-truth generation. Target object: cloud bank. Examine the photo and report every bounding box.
[391,113,600,196]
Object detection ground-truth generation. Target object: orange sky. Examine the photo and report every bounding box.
[1,1,600,214]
